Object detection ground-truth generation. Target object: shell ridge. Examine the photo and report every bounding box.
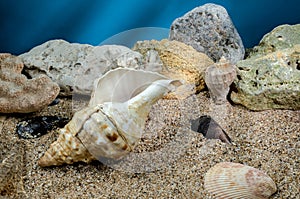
[70,105,101,136]
[74,105,102,139]
[97,106,133,150]
[210,189,254,199]
[204,162,277,199]
[77,105,132,160]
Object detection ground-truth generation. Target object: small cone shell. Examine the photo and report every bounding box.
[205,57,236,104]
[204,162,277,199]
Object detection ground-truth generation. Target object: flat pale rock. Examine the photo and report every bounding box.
[231,45,300,110]
[19,39,143,96]
[169,3,245,64]
[133,39,214,95]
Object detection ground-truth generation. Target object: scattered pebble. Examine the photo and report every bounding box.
[16,116,69,139]
[191,115,232,144]
[48,98,60,106]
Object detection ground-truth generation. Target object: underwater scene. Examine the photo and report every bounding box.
[0,1,299,199]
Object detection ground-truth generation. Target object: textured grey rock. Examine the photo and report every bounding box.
[230,44,300,111]
[19,40,143,96]
[169,3,245,64]
[250,24,300,57]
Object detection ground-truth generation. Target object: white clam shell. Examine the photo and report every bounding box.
[204,162,277,199]
[38,68,181,166]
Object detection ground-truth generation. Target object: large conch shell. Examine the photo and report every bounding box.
[205,57,237,104]
[204,162,277,199]
[38,68,181,167]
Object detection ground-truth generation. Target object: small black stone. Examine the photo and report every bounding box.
[49,98,60,106]
[16,116,69,139]
[191,115,232,144]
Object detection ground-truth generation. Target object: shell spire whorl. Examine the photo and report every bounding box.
[38,105,101,166]
[38,123,95,167]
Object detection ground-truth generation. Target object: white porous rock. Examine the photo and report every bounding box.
[19,39,144,96]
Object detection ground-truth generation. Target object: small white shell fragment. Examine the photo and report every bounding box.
[204,162,277,199]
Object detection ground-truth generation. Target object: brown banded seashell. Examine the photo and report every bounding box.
[38,68,181,167]
[204,162,277,199]
[205,57,237,104]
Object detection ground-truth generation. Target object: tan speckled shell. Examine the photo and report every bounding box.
[38,68,181,167]
[205,57,236,104]
[204,162,277,199]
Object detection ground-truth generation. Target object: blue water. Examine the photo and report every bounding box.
[0,0,299,54]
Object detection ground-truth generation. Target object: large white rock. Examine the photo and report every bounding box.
[19,39,143,95]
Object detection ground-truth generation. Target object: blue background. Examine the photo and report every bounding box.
[1,0,299,55]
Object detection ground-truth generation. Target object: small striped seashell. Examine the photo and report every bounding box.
[205,57,236,104]
[38,68,181,167]
[204,162,277,199]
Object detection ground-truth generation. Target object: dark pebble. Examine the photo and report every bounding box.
[16,116,69,139]
[49,98,60,106]
[191,115,232,144]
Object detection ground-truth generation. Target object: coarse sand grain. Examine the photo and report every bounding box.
[0,91,299,198]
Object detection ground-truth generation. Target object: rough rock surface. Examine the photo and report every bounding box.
[0,53,60,113]
[142,50,164,72]
[169,3,245,64]
[230,45,300,110]
[250,24,300,57]
[19,39,144,96]
[133,39,214,95]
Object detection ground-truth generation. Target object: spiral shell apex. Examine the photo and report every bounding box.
[38,68,181,167]
[205,57,237,104]
[204,162,277,199]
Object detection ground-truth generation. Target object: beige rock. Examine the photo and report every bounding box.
[133,39,214,94]
[0,53,60,113]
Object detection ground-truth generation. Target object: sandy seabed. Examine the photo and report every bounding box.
[0,91,299,199]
